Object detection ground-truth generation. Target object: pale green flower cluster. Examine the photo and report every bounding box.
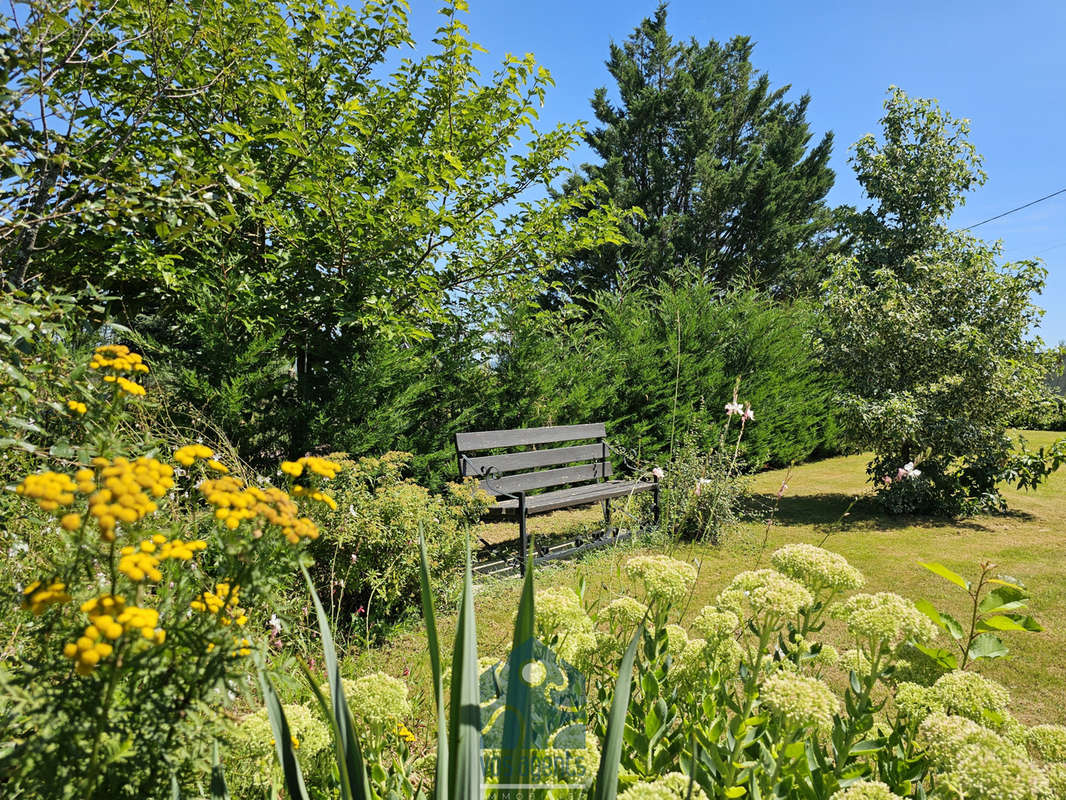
[831,592,938,648]
[808,642,839,668]
[759,671,839,732]
[669,635,709,685]
[618,784,675,800]
[717,568,813,620]
[828,780,902,800]
[932,670,1010,721]
[556,627,603,673]
[535,586,593,639]
[618,772,708,800]
[918,713,1051,800]
[770,543,864,592]
[656,772,710,800]
[894,682,945,724]
[604,596,648,629]
[664,624,689,656]
[229,703,331,788]
[348,671,411,726]
[624,555,697,604]
[690,606,738,641]
[840,648,872,675]
[1028,724,1066,763]
[1047,763,1066,799]
[895,671,1014,730]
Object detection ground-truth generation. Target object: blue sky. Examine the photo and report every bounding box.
[404,1,1066,344]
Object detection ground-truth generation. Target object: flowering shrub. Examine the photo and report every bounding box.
[0,345,338,798]
[657,391,755,543]
[518,546,1061,800]
[305,450,493,639]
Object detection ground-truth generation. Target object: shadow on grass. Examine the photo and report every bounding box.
[747,493,1035,533]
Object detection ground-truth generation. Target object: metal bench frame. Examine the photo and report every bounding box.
[455,423,659,572]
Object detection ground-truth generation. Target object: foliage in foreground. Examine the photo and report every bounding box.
[259,542,1066,800]
[0,0,623,463]
[820,87,1064,515]
[0,344,337,798]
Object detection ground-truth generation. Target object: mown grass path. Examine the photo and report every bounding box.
[350,430,1066,728]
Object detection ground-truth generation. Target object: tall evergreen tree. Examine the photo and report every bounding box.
[553,4,838,301]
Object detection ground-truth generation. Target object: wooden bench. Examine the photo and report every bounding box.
[455,423,659,571]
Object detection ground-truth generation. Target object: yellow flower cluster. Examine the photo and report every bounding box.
[89,345,149,374]
[15,471,78,511]
[231,637,252,657]
[21,580,72,615]
[65,594,165,675]
[280,456,341,479]
[88,456,173,540]
[175,444,211,466]
[103,374,146,396]
[292,484,338,510]
[118,535,207,582]
[198,475,318,543]
[66,399,87,414]
[190,582,248,626]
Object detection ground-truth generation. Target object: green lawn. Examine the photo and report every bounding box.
[346,430,1066,732]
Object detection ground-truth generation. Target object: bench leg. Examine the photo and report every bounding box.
[518,492,528,574]
[603,497,612,539]
[653,480,661,525]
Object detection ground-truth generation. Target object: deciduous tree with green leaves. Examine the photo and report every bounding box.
[0,0,623,459]
[819,87,1062,514]
[551,3,838,303]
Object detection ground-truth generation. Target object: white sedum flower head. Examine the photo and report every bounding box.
[1028,724,1066,763]
[759,671,839,732]
[624,555,697,605]
[535,586,593,639]
[828,780,903,800]
[894,682,945,724]
[656,772,710,800]
[770,543,864,592]
[831,592,938,647]
[932,670,1010,722]
[663,624,689,656]
[604,596,648,630]
[348,671,411,726]
[718,568,813,620]
[618,783,677,800]
[690,606,739,641]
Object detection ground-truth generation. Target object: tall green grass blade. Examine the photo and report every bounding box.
[592,626,643,800]
[447,541,483,800]
[170,773,181,800]
[418,526,450,800]
[301,658,355,800]
[256,659,310,800]
[300,564,372,800]
[500,554,536,796]
[210,739,230,800]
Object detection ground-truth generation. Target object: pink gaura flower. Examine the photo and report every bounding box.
[742,404,754,421]
[651,467,665,480]
[725,401,743,416]
[882,475,893,485]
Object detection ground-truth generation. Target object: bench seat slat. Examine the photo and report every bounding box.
[455,423,606,452]
[480,461,612,495]
[462,443,605,477]
[488,479,655,516]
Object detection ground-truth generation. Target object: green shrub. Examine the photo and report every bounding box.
[306,452,492,638]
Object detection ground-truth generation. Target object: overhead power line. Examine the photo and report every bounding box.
[962,187,1066,230]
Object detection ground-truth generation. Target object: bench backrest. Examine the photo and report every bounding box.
[455,423,612,497]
